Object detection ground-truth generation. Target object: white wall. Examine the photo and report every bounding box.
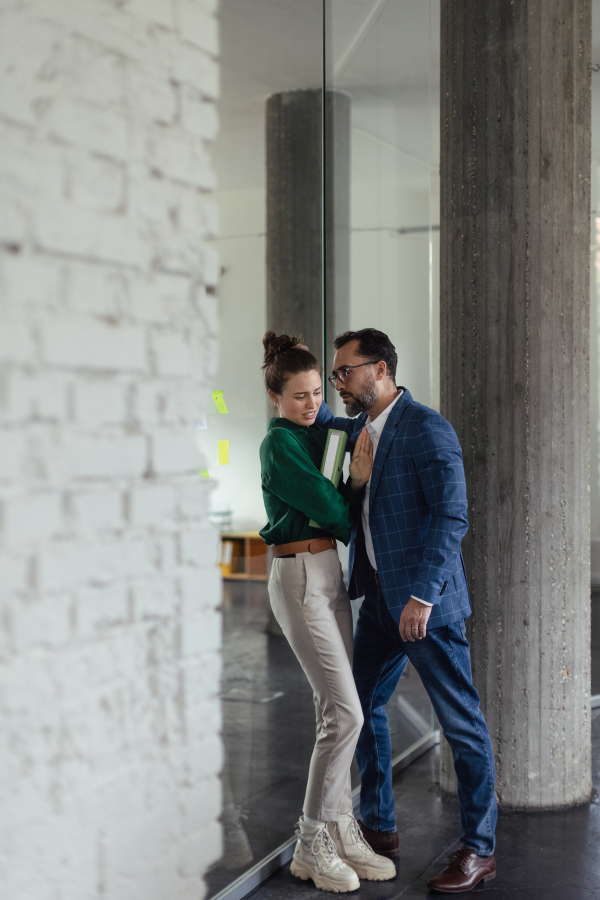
[348,123,439,412]
[202,189,267,532]
[0,2,223,897]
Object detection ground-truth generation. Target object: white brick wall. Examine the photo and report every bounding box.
[0,2,223,898]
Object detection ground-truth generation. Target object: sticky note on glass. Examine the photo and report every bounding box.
[309,429,348,528]
[212,391,228,414]
[218,440,229,465]
[200,468,210,478]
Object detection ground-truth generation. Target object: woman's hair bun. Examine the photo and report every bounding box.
[262,330,302,366]
[261,330,321,396]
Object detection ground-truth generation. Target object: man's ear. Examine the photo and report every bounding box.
[374,360,388,381]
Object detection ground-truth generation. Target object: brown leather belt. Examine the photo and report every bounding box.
[272,537,337,558]
[371,567,380,586]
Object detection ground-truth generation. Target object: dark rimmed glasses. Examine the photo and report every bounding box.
[327,361,379,389]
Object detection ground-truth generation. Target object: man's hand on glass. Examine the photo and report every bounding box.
[399,597,432,641]
[349,427,373,489]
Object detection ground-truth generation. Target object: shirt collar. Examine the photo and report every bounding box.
[366,390,403,437]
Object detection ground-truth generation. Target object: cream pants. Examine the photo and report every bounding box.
[268,549,363,821]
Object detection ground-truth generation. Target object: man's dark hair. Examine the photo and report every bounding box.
[333,328,397,381]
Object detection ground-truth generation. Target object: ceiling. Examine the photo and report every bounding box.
[212,0,439,193]
[213,0,600,201]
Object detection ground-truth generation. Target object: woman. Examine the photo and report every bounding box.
[259,331,396,893]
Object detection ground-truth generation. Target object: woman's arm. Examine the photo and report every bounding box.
[263,431,353,542]
[315,402,355,436]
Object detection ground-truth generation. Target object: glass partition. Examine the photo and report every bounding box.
[204,3,440,896]
[325,0,440,750]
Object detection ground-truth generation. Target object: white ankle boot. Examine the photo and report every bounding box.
[327,814,396,881]
[290,818,360,893]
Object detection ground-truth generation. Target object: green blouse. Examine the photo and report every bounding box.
[259,417,359,546]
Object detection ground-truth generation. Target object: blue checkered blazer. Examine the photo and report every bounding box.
[316,388,471,628]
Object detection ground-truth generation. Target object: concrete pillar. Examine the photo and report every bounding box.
[440,0,592,807]
[264,89,350,636]
[266,89,350,373]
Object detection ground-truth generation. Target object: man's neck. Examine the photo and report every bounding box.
[367,386,400,421]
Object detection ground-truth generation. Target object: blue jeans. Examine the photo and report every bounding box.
[354,578,497,857]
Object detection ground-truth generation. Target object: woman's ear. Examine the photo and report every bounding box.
[268,389,279,408]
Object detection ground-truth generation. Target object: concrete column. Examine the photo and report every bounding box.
[264,90,349,637]
[440,0,592,807]
[266,89,350,372]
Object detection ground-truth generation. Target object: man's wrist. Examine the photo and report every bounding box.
[411,595,433,607]
[349,477,366,492]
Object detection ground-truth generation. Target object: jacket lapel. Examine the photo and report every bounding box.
[368,389,412,514]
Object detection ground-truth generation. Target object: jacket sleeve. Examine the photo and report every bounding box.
[410,412,469,605]
[315,403,355,440]
[263,431,353,543]
[338,476,364,520]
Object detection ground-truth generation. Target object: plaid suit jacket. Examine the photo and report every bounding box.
[316,388,471,628]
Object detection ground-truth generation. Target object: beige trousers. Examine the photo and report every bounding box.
[268,549,363,821]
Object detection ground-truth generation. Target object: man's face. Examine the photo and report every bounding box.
[331,340,380,417]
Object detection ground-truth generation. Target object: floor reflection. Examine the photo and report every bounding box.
[205,579,435,898]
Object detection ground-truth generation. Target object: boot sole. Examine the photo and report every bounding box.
[290,859,360,893]
[341,858,396,882]
[427,869,496,893]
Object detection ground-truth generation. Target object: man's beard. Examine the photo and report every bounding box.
[344,377,378,417]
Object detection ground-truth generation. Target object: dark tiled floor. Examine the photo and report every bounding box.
[250,708,600,899]
[208,586,600,899]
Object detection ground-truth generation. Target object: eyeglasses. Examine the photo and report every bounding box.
[328,361,379,389]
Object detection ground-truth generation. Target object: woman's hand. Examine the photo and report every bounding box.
[349,428,373,490]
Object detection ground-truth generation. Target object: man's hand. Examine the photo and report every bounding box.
[349,428,373,489]
[399,597,432,642]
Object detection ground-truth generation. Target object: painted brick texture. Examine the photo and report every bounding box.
[0,2,223,898]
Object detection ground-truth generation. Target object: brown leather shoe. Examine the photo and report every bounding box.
[427,847,496,893]
[357,821,399,858]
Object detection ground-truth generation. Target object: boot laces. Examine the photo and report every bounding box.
[312,826,341,866]
[295,823,341,867]
[346,816,373,856]
[449,847,474,875]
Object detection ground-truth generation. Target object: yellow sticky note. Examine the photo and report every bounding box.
[218,440,229,465]
[212,390,228,414]
[200,468,210,478]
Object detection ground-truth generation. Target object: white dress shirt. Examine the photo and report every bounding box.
[362,391,432,607]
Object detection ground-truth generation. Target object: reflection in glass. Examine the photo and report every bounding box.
[325,0,440,413]
[204,2,440,896]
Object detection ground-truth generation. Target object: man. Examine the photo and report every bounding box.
[315,328,497,894]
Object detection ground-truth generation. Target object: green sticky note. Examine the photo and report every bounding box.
[200,468,210,478]
[218,440,229,465]
[212,390,228,414]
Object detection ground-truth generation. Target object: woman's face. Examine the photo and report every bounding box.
[269,369,323,427]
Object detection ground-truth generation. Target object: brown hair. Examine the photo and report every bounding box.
[261,330,322,394]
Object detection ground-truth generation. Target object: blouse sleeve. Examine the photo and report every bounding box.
[263,431,353,543]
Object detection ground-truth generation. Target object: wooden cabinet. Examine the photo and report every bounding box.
[220,531,269,581]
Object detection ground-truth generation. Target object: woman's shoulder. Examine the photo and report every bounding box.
[260,425,299,466]
[261,426,297,451]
